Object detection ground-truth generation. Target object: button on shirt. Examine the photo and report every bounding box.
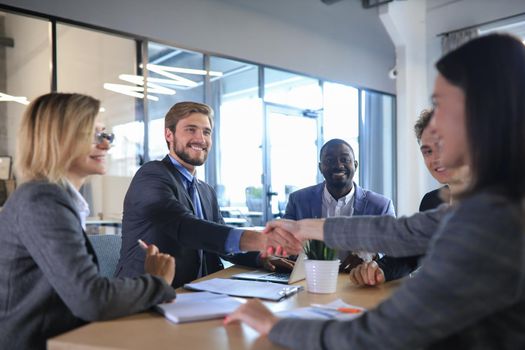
[168,155,242,253]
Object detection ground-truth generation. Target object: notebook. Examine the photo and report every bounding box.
[231,252,306,284]
[155,292,242,324]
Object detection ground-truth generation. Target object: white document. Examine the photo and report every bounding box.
[277,299,366,321]
[184,278,303,301]
[155,292,242,324]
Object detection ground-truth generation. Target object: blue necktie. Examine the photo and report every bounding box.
[187,179,206,277]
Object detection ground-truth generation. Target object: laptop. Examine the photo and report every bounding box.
[231,252,306,284]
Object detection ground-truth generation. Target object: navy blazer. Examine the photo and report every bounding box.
[282,182,418,280]
[283,182,395,220]
[116,156,259,288]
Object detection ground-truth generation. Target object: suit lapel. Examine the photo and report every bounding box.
[83,229,99,266]
[161,156,196,214]
[312,183,324,218]
[352,184,366,216]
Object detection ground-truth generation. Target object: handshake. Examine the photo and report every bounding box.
[254,218,325,257]
[143,218,326,285]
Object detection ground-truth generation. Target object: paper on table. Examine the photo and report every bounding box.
[184,278,303,301]
[277,299,366,321]
[155,292,242,324]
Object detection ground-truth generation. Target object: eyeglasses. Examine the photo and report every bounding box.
[94,132,115,145]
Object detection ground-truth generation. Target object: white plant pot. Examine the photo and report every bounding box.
[304,259,340,294]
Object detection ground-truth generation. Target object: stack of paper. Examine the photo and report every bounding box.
[184,278,303,301]
[277,299,366,321]
[156,292,241,324]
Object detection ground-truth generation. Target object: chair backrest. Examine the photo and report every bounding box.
[87,234,122,278]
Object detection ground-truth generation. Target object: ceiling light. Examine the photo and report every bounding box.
[0,92,30,105]
[145,63,223,77]
[103,83,160,101]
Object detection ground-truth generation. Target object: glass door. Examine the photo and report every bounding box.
[263,104,320,222]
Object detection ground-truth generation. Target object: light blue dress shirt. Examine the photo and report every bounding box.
[168,155,243,253]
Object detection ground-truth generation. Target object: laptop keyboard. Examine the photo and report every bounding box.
[267,272,291,280]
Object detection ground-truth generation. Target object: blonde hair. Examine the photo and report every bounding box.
[164,101,214,150]
[16,93,100,184]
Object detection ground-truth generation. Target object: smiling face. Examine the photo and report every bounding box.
[166,112,212,173]
[420,124,453,184]
[68,119,109,185]
[319,143,357,195]
[430,74,469,170]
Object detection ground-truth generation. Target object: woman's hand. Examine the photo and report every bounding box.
[349,261,385,286]
[144,244,176,285]
[224,299,279,336]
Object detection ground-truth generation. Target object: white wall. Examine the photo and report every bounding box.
[379,0,525,215]
[380,0,430,216]
[1,0,396,93]
[426,0,525,101]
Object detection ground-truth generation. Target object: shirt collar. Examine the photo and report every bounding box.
[323,183,355,205]
[168,154,195,185]
[65,180,90,230]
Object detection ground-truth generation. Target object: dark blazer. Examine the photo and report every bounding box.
[284,182,401,274]
[0,181,174,350]
[116,156,258,288]
[377,186,448,281]
[419,186,446,212]
[283,182,395,220]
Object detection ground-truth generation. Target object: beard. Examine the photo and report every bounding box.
[328,178,349,189]
[173,140,208,166]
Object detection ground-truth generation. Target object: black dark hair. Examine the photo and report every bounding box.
[436,33,525,200]
[414,109,434,144]
[320,139,354,160]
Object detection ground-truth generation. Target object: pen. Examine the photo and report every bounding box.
[137,239,149,251]
[310,304,364,314]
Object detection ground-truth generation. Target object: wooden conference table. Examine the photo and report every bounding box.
[48,266,401,350]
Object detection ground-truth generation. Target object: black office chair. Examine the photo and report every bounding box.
[87,234,122,278]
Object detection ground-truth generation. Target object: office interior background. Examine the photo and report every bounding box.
[1,0,524,229]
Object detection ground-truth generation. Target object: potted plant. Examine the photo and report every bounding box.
[303,240,340,294]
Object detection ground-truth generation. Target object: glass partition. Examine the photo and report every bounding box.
[323,82,360,184]
[264,68,322,110]
[146,43,206,179]
[0,11,51,206]
[210,57,263,226]
[359,90,396,205]
[56,23,140,224]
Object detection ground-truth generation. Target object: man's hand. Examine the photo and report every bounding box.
[144,244,176,285]
[260,256,295,272]
[240,229,302,257]
[224,299,279,336]
[348,261,385,286]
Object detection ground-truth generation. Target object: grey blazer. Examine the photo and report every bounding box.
[269,192,525,349]
[0,181,175,350]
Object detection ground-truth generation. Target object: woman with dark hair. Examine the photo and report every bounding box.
[225,33,525,349]
[0,93,176,350]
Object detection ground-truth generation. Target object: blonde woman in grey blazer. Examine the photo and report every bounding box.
[225,34,525,349]
[0,93,176,350]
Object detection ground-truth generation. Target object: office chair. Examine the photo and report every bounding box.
[87,234,122,278]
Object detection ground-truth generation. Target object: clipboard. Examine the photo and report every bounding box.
[184,278,303,301]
